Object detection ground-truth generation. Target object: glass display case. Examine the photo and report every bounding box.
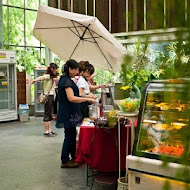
[126,79,190,190]
[34,66,47,116]
[133,79,190,163]
[0,50,17,122]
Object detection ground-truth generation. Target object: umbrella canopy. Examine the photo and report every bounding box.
[33,5,129,72]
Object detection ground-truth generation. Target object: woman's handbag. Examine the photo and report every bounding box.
[37,93,48,104]
[37,79,54,104]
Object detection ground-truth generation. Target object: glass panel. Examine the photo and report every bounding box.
[26,0,39,10]
[25,48,43,75]
[93,69,113,85]
[25,10,39,46]
[3,45,14,50]
[41,43,45,47]
[40,48,46,65]
[34,69,46,112]
[53,53,65,71]
[9,7,24,45]
[137,82,189,159]
[2,6,8,45]
[9,0,24,8]
[2,0,7,4]
[8,64,16,109]
[40,0,48,6]
[15,47,25,71]
[0,64,8,109]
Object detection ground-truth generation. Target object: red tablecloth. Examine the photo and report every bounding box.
[76,120,137,172]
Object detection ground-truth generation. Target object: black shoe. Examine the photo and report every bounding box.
[44,132,56,137]
[50,131,58,136]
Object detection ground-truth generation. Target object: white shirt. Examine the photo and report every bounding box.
[77,76,90,94]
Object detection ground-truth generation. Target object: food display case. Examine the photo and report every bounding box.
[126,79,190,190]
[0,50,17,122]
[34,66,47,116]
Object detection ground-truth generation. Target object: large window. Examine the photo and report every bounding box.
[2,0,48,75]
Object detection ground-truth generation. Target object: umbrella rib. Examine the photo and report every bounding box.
[95,43,113,70]
[71,20,82,38]
[82,39,95,43]
[72,20,92,40]
[34,25,83,38]
[88,30,113,70]
[88,29,113,45]
[68,28,80,38]
[35,26,70,30]
[72,20,112,44]
[34,26,84,30]
[84,36,102,40]
[69,39,81,59]
[72,20,88,28]
[81,24,91,39]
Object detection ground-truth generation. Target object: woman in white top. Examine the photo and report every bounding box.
[77,61,106,118]
[32,63,58,137]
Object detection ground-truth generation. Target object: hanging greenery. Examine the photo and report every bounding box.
[120,39,163,91]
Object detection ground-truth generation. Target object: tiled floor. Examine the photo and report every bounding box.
[0,117,116,190]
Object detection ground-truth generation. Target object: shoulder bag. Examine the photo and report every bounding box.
[37,79,54,104]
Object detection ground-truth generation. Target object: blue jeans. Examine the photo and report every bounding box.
[61,128,77,164]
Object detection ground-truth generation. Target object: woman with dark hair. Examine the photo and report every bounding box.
[56,59,95,168]
[73,61,86,83]
[77,61,106,118]
[32,63,58,137]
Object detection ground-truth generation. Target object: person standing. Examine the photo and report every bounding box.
[77,61,106,119]
[32,63,58,137]
[56,59,95,168]
[52,76,60,120]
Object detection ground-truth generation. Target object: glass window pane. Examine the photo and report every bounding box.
[2,6,8,45]
[40,0,48,6]
[53,53,65,71]
[9,0,24,8]
[25,48,44,74]
[26,0,39,10]
[9,8,24,45]
[40,48,46,65]
[2,0,7,4]
[15,47,26,71]
[41,43,45,47]
[3,45,14,50]
[26,10,39,46]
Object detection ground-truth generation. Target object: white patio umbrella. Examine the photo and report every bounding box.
[33,5,129,72]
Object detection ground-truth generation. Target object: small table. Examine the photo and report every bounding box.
[76,119,137,185]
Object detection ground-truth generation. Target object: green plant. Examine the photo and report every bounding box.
[120,39,163,91]
[158,40,190,79]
